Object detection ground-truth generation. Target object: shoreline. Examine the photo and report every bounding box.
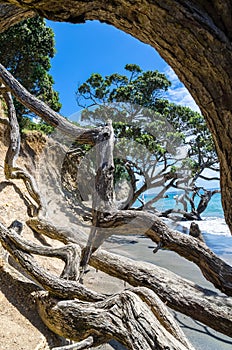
[88,230,232,350]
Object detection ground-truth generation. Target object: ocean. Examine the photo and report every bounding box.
[134,190,232,258]
[138,191,224,218]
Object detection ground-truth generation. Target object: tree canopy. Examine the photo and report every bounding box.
[0,16,61,130]
[75,64,219,219]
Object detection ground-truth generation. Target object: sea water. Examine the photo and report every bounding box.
[138,191,224,218]
[134,190,232,257]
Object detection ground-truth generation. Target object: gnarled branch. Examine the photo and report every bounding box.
[26,217,232,337]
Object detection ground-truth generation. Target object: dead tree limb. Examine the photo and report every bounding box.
[0,221,104,301]
[80,120,115,274]
[99,210,232,296]
[91,250,232,337]
[0,63,100,144]
[0,221,195,349]
[26,217,232,337]
[27,214,232,297]
[35,289,194,350]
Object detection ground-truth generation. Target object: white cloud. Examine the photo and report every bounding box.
[164,67,201,113]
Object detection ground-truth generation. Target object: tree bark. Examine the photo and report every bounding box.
[80,120,115,274]
[26,217,232,337]
[0,64,101,145]
[0,4,34,32]
[0,0,232,232]
[2,90,44,215]
[98,210,232,296]
[0,221,195,350]
[91,250,232,337]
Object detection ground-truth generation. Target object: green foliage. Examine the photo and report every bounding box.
[21,117,54,135]
[77,63,171,112]
[75,64,218,198]
[114,159,131,184]
[0,16,61,130]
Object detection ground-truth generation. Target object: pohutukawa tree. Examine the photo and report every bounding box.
[0,2,232,350]
[0,61,232,349]
[74,64,219,220]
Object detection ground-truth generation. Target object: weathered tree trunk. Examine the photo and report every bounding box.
[0,222,195,350]
[80,120,115,274]
[1,3,232,348]
[0,4,34,32]
[0,0,232,233]
[36,290,194,350]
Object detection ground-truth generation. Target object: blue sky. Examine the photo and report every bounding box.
[47,20,200,120]
[46,20,218,189]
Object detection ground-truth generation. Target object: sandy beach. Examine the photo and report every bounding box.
[84,232,232,350]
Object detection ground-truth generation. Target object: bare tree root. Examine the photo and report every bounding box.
[28,210,232,298]
[0,222,104,301]
[17,218,232,337]
[36,289,194,350]
[0,221,195,350]
[99,210,232,296]
[1,90,44,215]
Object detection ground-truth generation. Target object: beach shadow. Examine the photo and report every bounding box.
[107,236,138,245]
[173,311,232,345]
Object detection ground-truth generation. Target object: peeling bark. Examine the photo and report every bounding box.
[36,290,194,350]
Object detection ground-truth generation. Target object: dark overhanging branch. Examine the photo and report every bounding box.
[198,174,220,181]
